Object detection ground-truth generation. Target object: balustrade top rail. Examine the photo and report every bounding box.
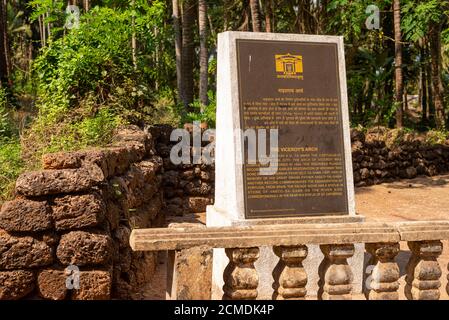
[130,220,449,251]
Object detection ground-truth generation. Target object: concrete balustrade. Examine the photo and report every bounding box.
[130,221,449,300]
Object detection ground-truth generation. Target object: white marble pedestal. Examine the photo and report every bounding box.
[210,31,362,300]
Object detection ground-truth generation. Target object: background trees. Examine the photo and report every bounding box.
[0,0,10,85]
[0,0,448,129]
[393,0,403,128]
[1,0,449,200]
[198,0,208,108]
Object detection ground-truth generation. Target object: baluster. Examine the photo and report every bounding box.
[447,260,449,297]
[272,245,308,300]
[405,240,442,300]
[318,244,354,300]
[223,247,259,300]
[365,242,400,300]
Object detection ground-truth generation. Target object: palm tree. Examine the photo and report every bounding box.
[0,0,10,85]
[198,0,208,109]
[264,0,272,32]
[172,0,182,105]
[131,0,137,70]
[429,21,446,129]
[393,0,404,128]
[181,0,195,111]
[249,0,261,32]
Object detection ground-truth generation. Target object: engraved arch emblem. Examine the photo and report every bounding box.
[275,54,303,75]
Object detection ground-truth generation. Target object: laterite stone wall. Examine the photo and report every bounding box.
[1,124,449,300]
[351,127,449,186]
[0,126,164,300]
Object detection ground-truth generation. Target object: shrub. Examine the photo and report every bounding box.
[425,130,449,145]
[184,91,217,127]
[0,138,23,202]
[0,87,16,139]
[23,3,175,164]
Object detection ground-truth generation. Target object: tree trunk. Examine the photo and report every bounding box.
[0,0,8,84]
[181,0,195,111]
[419,42,428,124]
[403,90,408,112]
[131,0,137,70]
[393,0,403,128]
[223,0,229,31]
[426,42,434,123]
[429,22,446,130]
[198,0,208,109]
[40,14,46,46]
[265,0,272,32]
[420,63,428,123]
[238,6,250,31]
[46,11,51,38]
[84,0,89,11]
[172,0,183,104]
[154,26,159,91]
[250,0,262,32]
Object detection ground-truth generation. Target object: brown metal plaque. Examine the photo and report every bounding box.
[236,39,349,219]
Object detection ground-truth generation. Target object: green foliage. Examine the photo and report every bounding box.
[327,0,367,41]
[26,2,175,161]
[0,88,10,138]
[0,84,24,202]
[0,87,17,140]
[0,138,24,202]
[31,107,123,156]
[33,6,139,123]
[184,91,216,127]
[0,87,22,201]
[402,0,448,42]
[3,0,449,204]
[425,129,449,145]
[149,89,181,127]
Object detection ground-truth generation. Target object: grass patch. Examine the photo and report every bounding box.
[0,138,24,203]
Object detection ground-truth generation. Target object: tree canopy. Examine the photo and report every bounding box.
[1,0,449,199]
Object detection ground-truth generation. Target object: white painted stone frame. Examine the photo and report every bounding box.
[213,31,356,221]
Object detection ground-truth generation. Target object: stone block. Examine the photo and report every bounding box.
[114,126,149,145]
[113,225,131,250]
[57,231,113,266]
[105,200,121,231]
[72,270,112,300]
[104,144,145,176]
[187,197,213,213]
[0,270,35,300]
[0,230,53,270]
[185,180,212,196]
[15,165,104,196]
[37,269,68,300]
[53,193,105,231]
[0,198,52,232]
[113,252,157,299]
[167,246,213,300]
[166,223,212,300]
[42,152,83,170]
[133,160,158,183]
[128,197,162,229]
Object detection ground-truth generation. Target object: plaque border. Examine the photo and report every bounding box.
[235,38,349,219]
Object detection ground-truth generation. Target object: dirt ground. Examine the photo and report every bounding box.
[144,174,449,300]
[356,174,449,222]
[356,174,449,300]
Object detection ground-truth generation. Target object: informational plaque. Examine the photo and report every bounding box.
[236,39,349,219]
